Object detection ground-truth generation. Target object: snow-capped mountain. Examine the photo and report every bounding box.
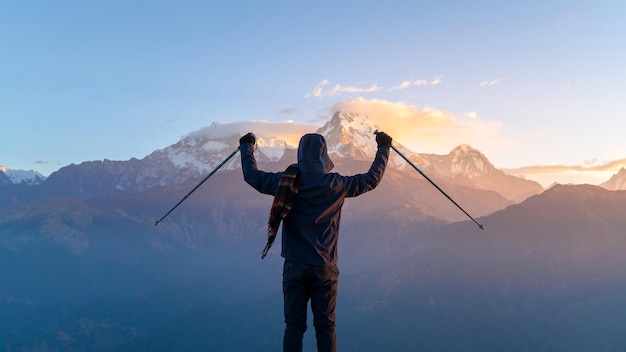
[319,111,379,160]
[420,144,497,179]
[145,125,293,175]
[421,144,542,203]
[0,112,540,205]
[0,166,46,186]
[601,167,626,190]
[320,111,428,169]
[315,112,539,203]
[38,128,296,198]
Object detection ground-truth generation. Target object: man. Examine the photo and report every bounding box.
[239,131,392,352]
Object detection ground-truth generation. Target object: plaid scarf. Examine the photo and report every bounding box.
[262,163,299,259]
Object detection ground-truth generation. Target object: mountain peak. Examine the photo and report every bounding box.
[447,144,495,177]
[451,144,480,155]
[601,167,626,191]
[317,112,379,161]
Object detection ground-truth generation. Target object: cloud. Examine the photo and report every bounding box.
[308,79,330,98]
[506,159,626,174]
[309,76,441,98]
[186,120,317,147]
[277,108,298,115]
[329,83,380,95]
[331,98,503,153]
[391,76,442,90]
[467,112,478,119]
[307,79,381,98]
[504,159,626,187]
[480,78,501,87]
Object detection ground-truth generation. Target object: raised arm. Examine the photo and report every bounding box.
[239,132,282,195]
[343,132,392,197]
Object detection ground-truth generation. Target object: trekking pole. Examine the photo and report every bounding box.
[154,147,240,226]
[375,131,485,230]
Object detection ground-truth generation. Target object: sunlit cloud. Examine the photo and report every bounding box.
[506,159,626,174]
[504,159,626,187]
[467,112,478,118]
[390,76,442,90]
[331,98,504,153]
[480,78,501,87]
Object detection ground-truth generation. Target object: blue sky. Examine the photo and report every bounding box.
[1,1,625,186]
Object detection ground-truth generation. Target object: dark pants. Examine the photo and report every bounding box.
[282,259,339,352]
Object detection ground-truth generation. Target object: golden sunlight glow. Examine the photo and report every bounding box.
[331,98,504,153]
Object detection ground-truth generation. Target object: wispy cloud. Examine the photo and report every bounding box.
[308,79,330,98]
[480,78,501,87]
[277,108,298,115]
[329,83,380,95]
[308,76,441,98]
[391,76,442,90]
[307,79,381,98]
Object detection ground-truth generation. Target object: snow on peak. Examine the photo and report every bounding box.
[0,166,46,185]
[319,111,379,160]
[255,136,290,161]
[449,144,494,177]
[451,144,481,156]
[148,127,293,176]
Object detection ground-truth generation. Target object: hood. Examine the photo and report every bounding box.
[297,133,334,174]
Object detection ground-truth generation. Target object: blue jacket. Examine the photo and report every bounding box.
[241,133,389,266]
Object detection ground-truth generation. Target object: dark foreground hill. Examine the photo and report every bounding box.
[4,184,626,351]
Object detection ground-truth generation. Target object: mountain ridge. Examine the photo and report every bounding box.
[0,112,541,207]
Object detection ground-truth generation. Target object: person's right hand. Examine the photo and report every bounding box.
[239,132,256,145]
[375,131,392,148]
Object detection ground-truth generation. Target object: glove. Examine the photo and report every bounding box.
[375,131,392,148]
[239,132,256,145]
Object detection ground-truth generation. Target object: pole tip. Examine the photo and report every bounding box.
[479,224,485,231]
[154,221,160,227]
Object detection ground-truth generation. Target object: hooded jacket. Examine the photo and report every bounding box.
[241,133,389,266]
